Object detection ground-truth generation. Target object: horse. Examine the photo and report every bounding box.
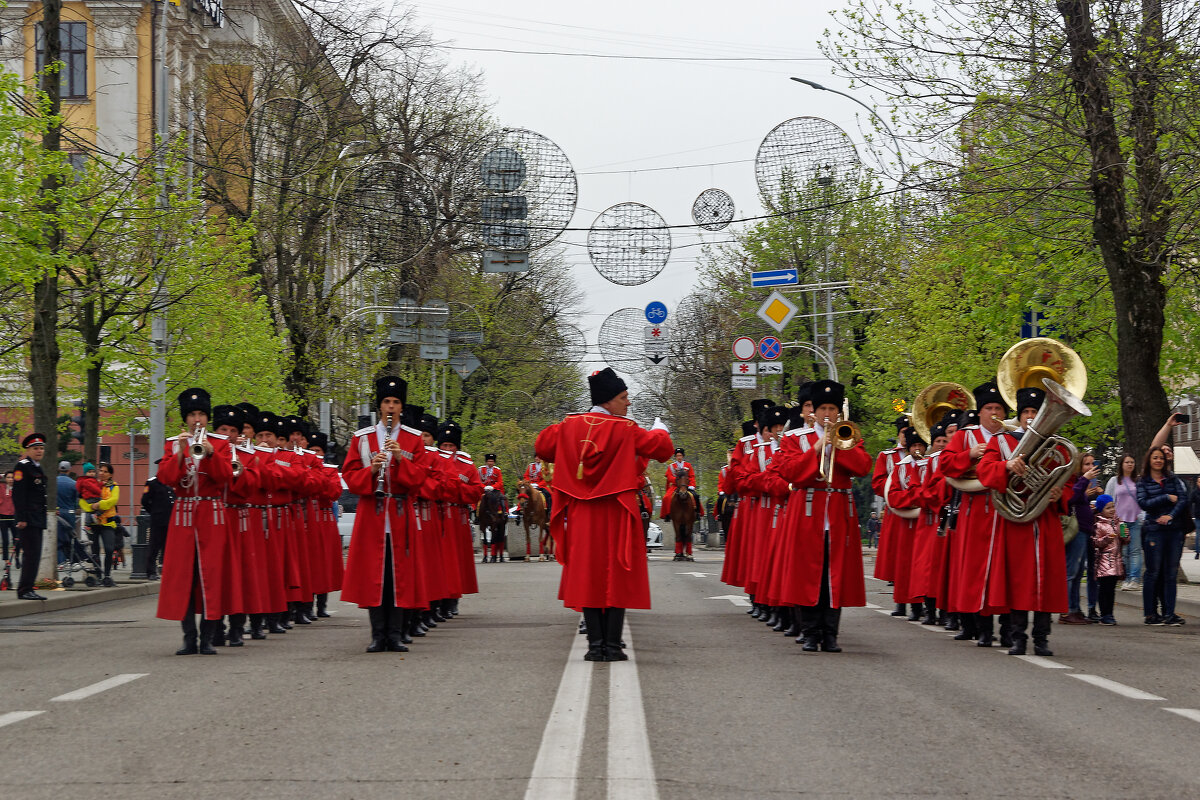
[476,488,508,563]
[516,480,553,562]
[669,469,698,562]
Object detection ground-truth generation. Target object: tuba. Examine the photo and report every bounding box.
[910,381,975,446]
[996,336,1087,411]
[991,378,1091,523]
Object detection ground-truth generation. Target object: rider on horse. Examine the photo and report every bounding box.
[521,457,553,518]
[479,455,505,494]
[660,448,704,521]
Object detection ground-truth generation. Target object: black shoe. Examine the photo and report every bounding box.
[952,630,972,640]
[175,638,199,656]
[800,636,819,652]
[907,608,922,621]
[250,629,267,640]
[366,637,387,653]
[386,638,409,652]
[783,621,801,637]
[227,629,244,647]
[1007,640,1027,655]
[1145,614,1166,625]
[1164,614,1186,626]
[1087,609,1102,623]
[945,617,960,632]
[18,591,46,600]
[976,636,994,647]
[198,640,217,655]
[584,646,606,662]
[820,635,842,653]
[604,646,629,662]
[891,604,906,617]
[1032,641,1053,657]
[268,621,288,634]
[999,634,1013,649]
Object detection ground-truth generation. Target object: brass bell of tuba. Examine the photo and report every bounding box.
[991,378,1091,523]
[910,381,975,446]
[996,336,1087,412]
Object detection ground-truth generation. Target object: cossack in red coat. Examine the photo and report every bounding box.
[223,443,268,615]
[886,456,925,604]
[155,433,243,621]
[341,423,431,609]
[939,426,1008,614]
[872,448,904,581]
[660,460,699,518]
[446,452,483,595]
[719,435,758,588]
[535,412,673,609]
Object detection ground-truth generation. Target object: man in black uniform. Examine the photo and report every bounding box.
[141,460,175,580]
[12,433,49,600]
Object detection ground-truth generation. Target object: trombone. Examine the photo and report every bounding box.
[817,401,861,484]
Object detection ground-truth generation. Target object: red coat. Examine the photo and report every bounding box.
[341,423,432,609]
[913,451,950,601]
[719,435,758,588]
[940,426,1008,614]
[155,433,242,621]
[224,442,268,614]
[885,456,924,603]
[660,460,698,518]
[309,461,345,595]
[522,461,552,488]
[743,439,794,605]
[478,464,504,494]
[535,412,673,609]
[766,428,871,609]
[444,452,483,595]
[273,450,315,602]
[872,448,904,580]
[977,432,1071,613]
[416,447,455,603]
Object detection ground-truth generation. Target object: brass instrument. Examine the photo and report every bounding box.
[374,413,395,498]
[817,400,861,484]
[910,381,975,445]
[231,443,244,478]
[996,336,1087,411]
[883,467,920,519]
[991,414,1019,431]
[189,426,208,459]
[992,377,1091,523]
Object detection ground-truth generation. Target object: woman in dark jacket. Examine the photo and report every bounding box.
[1189,476,1200,559]
[1136,448,1189,625]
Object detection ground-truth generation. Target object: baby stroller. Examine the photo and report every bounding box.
[59,512,111,588]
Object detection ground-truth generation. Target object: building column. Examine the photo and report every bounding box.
[0,2,32,81]
[90,5,143,158]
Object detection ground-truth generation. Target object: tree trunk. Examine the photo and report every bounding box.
[31,0,64,583]
[1057,0,1170,458]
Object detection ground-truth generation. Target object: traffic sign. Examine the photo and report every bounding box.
[419,343,449,360]
[644,301,668,324]
[759,336,782,360]
[758,362,783,375]
[756,291,799,333]
[449,351,482,379]
[732,375,757,389]
[482,250,530,273]
[732,362,757,375]
[750,269,799,288]
[645,324,670,367]
[732,336,756,361]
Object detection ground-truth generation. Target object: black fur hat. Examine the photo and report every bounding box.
[588,368,627,406]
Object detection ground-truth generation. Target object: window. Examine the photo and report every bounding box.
[35,22,87,100]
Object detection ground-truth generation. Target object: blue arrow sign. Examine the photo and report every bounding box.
[750,269,799,288]
[644,301,668,324]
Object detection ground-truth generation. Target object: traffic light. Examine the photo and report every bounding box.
[70,414,85,443]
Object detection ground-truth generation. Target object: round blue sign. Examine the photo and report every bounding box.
[759,336,782,360]
[644,301,668,324]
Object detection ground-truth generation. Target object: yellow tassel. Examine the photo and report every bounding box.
[577,462,584,480]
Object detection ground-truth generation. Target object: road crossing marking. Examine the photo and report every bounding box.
[1068,674,1165,700]
[1013,656,1073,669]
[0,710,45,729]
[50,673,148,702]
[1163,708,1200,724]
[707,595,751,607]
[676,572,713,578]
[524,632,593,800]
[864,602,881,609]
[607,622,659,800]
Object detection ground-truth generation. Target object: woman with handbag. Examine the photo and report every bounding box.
[1136,448,1188,626]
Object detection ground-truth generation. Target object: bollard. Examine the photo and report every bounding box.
[130,513,150,579]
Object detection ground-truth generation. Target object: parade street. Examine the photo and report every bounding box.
[1,554,1198,800]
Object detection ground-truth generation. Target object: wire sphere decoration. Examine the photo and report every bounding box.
[598,307,652,375]
[460,128,577,252]
[691,188,736,231]
[335,160,438,272]
[555,324,588,363]
[897,160,955,241]
[587,203,672,287]
[755,116,860,211]
[243,96,327,180]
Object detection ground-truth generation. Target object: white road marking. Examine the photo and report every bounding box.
[1068,674,1165,700]
[1163,708,1200,724]
[50,673,148,702]
[524,632,593,800]
[608,621,659,800]
[1013,656,1073,669]
[864,602,881,609]
[706,594,750,607]
[874,608,894,615]
[0,711,45,729]
[675,572,713,577]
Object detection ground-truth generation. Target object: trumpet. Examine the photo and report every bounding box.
[817,412,861,483]
[374,413,395,498]
[231,444,244,477]
[190,426,208,459]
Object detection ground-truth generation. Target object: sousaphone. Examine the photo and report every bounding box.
[996,337,1087,412]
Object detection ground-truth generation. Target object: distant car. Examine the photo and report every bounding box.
[646,522,663,550]
[337,512,355,549]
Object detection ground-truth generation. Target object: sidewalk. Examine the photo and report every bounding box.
[0,579,160,620]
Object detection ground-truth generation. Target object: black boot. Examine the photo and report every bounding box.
[450,598,460,617]
[907,603,922,622]
[921,599,939,625]
[228,614,246,647]
[953,613,977,640]
[944,612,960,631]
[820,633,842,653]
[292,602,312,625]
[396,610,413,644]
[198,620,218,655]
[583,608,605,661]
[386,607,409,652]
[316,594,331,618]
[800,634,819,651]
[211,618,227,647]
[268,612,288,634]
[279,610,293,630]
[764,607,780,627]
[366,606,388,652]
[1032,639,1054,657]
[249,614,267,640]
[783,608,801,637]
[891,603,907,617]
[409,609,426,637]
[423,609,439,629]
[750,603,764,620]
[176,615,199,655]
[604,608,629,661]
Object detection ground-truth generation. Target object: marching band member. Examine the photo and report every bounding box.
[155,389,241,655]
[977,387,1071,656]
[725,399,775,608]
[443,444,484,614]
[534,368,673,662]
[718,418,762,591]
[306,431,344,619]
[211,405,262,647]
[874,416,910,616]
[341,376,431,654]
[885,427,928,621]
[743,405,795,634]
[912,422,951,625]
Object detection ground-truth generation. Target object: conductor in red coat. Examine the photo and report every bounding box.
[535,368,674,662]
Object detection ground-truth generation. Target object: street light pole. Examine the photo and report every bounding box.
[790,77,907,176]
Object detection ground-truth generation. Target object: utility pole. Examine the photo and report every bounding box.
[148,0,170,479]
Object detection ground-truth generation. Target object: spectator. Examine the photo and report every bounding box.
[1136,447,1188,626]
[0,471,14,562]
[1105,453,1144,591]
[140,461,175,580]
[79,462,119,584]
[55,460,79,566]
[866,511,881,548]
[1190,476,1200,559]
[1091,494,1127,625]
[1062,453,1101,624]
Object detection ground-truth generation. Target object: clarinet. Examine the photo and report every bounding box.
[374,413,395,498]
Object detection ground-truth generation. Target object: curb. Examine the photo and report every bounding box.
[0,581,161,620]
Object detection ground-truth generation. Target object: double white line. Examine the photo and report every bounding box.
[524,621,659,800]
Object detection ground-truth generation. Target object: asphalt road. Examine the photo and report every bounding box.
[3,554,1200,799]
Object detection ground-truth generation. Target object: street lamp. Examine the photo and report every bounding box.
[789,78,907,176]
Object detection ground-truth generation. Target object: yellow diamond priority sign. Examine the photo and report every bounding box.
[756,290,798,333]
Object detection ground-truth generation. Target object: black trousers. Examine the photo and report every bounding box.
[1008,609,1052,644]
[799,531,841,637]
[147,520,169,577]
[0,517,15,560]
[1098,575,1118,617]
[16,526,44,594]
